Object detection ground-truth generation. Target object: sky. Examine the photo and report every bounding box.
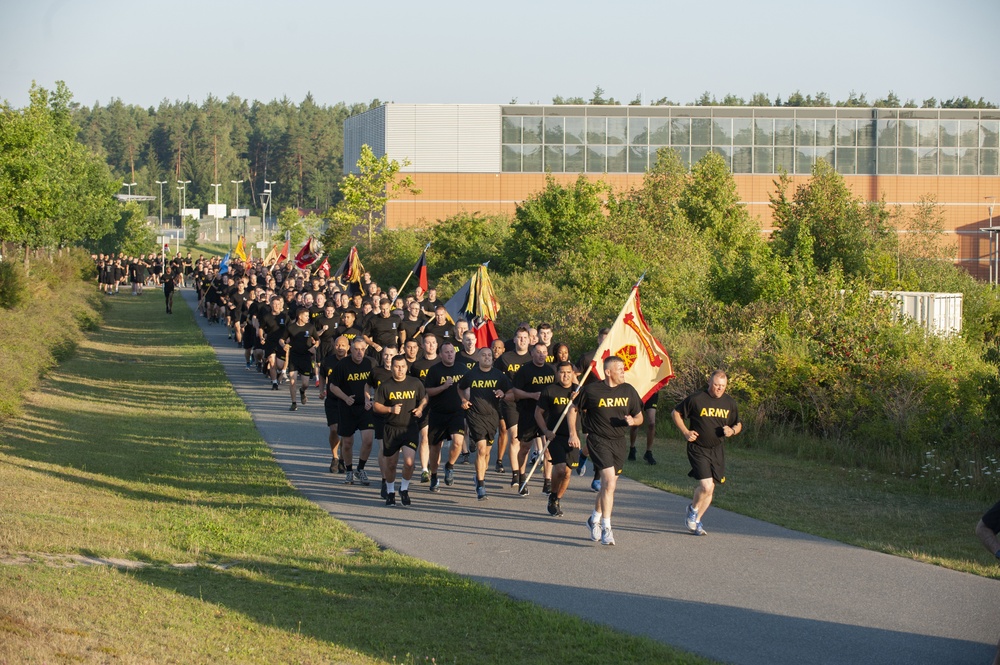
[2,0,999,110]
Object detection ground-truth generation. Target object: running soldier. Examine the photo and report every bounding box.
[319,336,351,473]
[459,347,512,501]
[510,342,555,495]
[499,327,531,487]
[280,306,319,411]
[423,340,470,491]
[536,361,581,517]
[373,356,427,507]
[328,338,377,486]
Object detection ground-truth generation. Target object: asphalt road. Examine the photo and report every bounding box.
[182,288,1000,665]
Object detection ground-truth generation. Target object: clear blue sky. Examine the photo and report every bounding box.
[2,0,998,110]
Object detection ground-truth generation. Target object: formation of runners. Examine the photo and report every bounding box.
[121,252,743,546]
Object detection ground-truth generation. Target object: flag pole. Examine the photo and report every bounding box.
[519,273,646,492]
[395,242,432,300]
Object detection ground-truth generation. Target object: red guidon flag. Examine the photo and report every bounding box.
[294,236,322,269]
[317,256,331,277]
[589,286,674,401]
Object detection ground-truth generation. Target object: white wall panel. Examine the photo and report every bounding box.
[383,104,500,173]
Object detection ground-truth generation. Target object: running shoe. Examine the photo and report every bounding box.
[400,490,411,506]
[547,496,563,517]
[601,526,616,546]
[380,480,387,499]
[271,382,279,391]
[300,388,307,405]
[628,447,637,462]
[685,505,698,532]
[528,449,539,467]
[344,470,354,485]
[385,492,396,506]
[429,480,441,493]
[444,467,455,486]
[355,469,370,486]
[576,460,587,476]
[476,485,487,501]
[590,477,601,492]
[694,521,707,536]
[338,458,346,473]
[246,361,253,370]
[314,377,321,388]
[289,402,298,411]
[644,450,657,465]
[518,483,529,496]
[510,472,518,488]
[495,460,505,474]
[542,479,551,495]
[459,452,470,464]
[587,515,601,541]
[329,458,338,473]
[420,470,430,483]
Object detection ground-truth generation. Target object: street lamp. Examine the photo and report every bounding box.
[155,180,167,227]
[211,183,222,241]
[122,181,137,198]
[264,179,276,245]
[231,179,244,243]
[177,180,191,215]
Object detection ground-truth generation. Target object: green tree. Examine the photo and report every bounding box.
[333,144,419,248]
[87,202,155,256]
[276,207,306,247]
[184,216,200,250]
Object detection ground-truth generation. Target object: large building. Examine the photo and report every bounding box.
[344,103,1000,279]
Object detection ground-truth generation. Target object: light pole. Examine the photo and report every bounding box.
[231,179,244,243]
[264,179,276,245]
[155,180,167,227]
[211,183,222,241]
[177,179,191,246]
[122,181,137,198]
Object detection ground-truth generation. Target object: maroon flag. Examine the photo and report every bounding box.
[294,237,321,269]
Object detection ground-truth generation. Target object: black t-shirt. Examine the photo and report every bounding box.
[330,356,375,407]
[408,356,440,385]
[257,310,288,344]
[538,383,578,438]
[338,326,363,345]
[458,367,512,420]
[673,389,740,449]
[458,351,479,373]
[423,322,454,345]
[283,320,317,355]
[500,350,531,381]
[368,366,394,393]
[375,376,426,429]
[512,362,556,414]
[400,317,423,343]
[424,362,470,415]
[320,352,347,399]
[313,315,340,343]
[579,381,643,443]
[365,314,403,348]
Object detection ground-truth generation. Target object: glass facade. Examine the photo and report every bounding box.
[500,106,1000,176]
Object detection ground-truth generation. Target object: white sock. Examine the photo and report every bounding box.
[400,479,409,492]
[601,517,611,530]
[591,510,602,523]
[386,481,395,495]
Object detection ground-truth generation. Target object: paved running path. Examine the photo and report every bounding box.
[182,289,1000,665]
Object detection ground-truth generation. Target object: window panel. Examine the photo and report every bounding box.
[939,147,958,175]
[857,122,875,148]
[960,121,979,148]
[796,119,816,147]
[982,121,1000,148]
[628,117,649,145]
[607,118,627,145]
[586,145,607,172]
[521,117,542,144]
[712,146,733,169]
[754,147,774,173]
[959,148,978,175]
[650,117,671,144]
[587,117,607,144]
[544,117,564,144]
[816,119,836,147]
[775,119,794,146]
[502,117,521,144]
[628,146,648,173]
[754,118,774,146]
[918,119,939,147]
[733,118,753,146]
[522,144,543,170]
[668,117,689,145]
[607,145,627,171]
[544,145,564,172]
[565,117,586,145]
[877,147,897,174]
[877,119,897,147]
[565,145,584,172]
[733,147,753,173]
[939,120,958,148]
[774,147,794,172]
[836,147,856,174]
[502,145,521,172]
[918,148,938,175]
[857,147,875,174]
[795,147,815,174]
[662,146,690,170]
[981,148,998,176]
[692,118,712,145]
[712,118,733,145]
[691,145,710,164]
[898,147,917,174]
[899,119,918,147]
[837,119,856,147]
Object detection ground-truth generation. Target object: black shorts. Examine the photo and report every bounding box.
[517,406,541,442]
[547,436,580,468]
[500,401,518,427]
[263,341,280,358]
[373,415,385,440]
[587,435,626,475]
[288,353,314,376]
[466,411,498,444]
[428,411,465,445]
[643,395,658,411]
[324,397,340,427]
[338,407,375,437]
[687,442,726,484]
[383,424,420,457]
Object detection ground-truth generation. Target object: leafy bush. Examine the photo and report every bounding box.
[0,259,27,309]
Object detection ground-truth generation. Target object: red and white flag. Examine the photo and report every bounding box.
[589,286,674,401]
[294,236,322,269]
[317,256,331,277]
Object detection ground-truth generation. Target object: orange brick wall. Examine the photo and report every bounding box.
[386,172,1000,279]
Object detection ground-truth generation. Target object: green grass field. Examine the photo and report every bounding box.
[0,290,710,664]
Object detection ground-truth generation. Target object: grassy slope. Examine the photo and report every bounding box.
[0,290,708,665]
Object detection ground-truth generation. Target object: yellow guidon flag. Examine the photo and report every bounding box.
[234,236,248,262]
